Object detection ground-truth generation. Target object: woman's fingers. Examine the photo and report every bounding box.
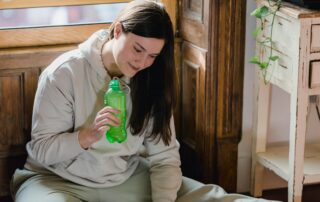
[99,106,120,115]
[81,106,122,147]
[96,107,121,127]
[79,107,120,149]
[97,125,110,136]
[99,115,120,126]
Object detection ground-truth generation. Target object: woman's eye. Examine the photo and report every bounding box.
[134,47,142,53]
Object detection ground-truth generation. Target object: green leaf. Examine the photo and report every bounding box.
[252,26,262,37]
[259,62,269,69]
[250,56,260,65]
[269,55,279,61]
[251,6,269,19]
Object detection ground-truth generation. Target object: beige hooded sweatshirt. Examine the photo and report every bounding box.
[25,29,182,201]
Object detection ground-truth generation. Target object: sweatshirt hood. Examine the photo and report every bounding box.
[78,29,110,80]
[78,29,130,84]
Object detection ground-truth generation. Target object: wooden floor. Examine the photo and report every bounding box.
[248,184,320,202]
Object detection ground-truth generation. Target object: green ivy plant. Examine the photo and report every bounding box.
[250,0,282,83]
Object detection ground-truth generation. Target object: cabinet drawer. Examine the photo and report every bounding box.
[311,25,320,53]
[310,61,320,88]
[266,49,295,92]
[262,12,300,58]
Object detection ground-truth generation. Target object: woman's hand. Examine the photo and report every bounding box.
[78,106,120,149]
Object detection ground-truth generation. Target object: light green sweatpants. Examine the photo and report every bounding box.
[11,161,277,202]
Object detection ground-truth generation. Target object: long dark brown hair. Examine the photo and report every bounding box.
[109,0,176,145]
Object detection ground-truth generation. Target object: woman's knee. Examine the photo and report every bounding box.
[177,177,228,202]
[16,188,82,202]
[13,170,83,202]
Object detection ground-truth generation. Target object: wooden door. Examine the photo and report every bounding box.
[177,0,246,192]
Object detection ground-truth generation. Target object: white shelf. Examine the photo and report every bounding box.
[252,1,320,201]
[257,143,320,184]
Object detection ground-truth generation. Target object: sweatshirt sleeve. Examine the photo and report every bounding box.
[27,65,85,166]
[143,117,182,202]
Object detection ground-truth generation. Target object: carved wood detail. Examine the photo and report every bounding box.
[0,72,25,152]
[181,59,199,148]
[183,0,204,22]
[0,68,40,197]
[178,0,246,192]
[179,41,207,180]
[180,0,209,49]
[209,0,246,191]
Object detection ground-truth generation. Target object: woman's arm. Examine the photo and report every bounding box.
[144,117,182,202]
[28,65,85,166]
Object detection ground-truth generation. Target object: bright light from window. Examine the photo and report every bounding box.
[0,3,127,29]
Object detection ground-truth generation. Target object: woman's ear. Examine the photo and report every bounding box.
[113,22,123,39]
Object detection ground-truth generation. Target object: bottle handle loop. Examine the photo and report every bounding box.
[113,77,131,95]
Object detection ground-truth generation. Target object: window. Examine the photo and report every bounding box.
[0,4,126,29]
[0,0,130,48]
[0,0,175,49]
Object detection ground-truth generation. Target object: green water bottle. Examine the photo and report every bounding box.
[104,79,127,143]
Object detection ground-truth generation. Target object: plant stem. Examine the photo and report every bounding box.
[262,0,282,83]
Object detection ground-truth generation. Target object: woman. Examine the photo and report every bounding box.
[11,1,274,201]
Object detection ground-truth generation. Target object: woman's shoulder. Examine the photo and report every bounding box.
[36,50,90,94]
[42,50,88,79]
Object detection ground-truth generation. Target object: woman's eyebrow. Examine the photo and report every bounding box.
[135,42,160,56]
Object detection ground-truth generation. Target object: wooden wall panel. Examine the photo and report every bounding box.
[0,46,75,70]
[179,40,207,180]
[181,59,198,146]
[183,0,203,22]
[0,46,74,197]
[0,68,40,197]
[179,0,246,192]
[0,25,109,49]
[160,0,178,33]
[179,0,210,184]
[180,53,199,178]
[0,73,24,151]
[212,0,246,191]
[180,0,209,49]
[0,159,10,196]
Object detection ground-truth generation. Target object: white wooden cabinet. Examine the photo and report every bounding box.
[251,1,320,202]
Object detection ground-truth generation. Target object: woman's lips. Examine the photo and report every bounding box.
[128,63,139,71]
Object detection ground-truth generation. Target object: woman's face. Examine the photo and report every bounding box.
[112,23,165,78]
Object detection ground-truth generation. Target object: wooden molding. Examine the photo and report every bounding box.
[0,24,109,49]
[161,0,178,33]
[207,0,247,192]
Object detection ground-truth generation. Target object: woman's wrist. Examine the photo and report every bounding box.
[78,128,92,149]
